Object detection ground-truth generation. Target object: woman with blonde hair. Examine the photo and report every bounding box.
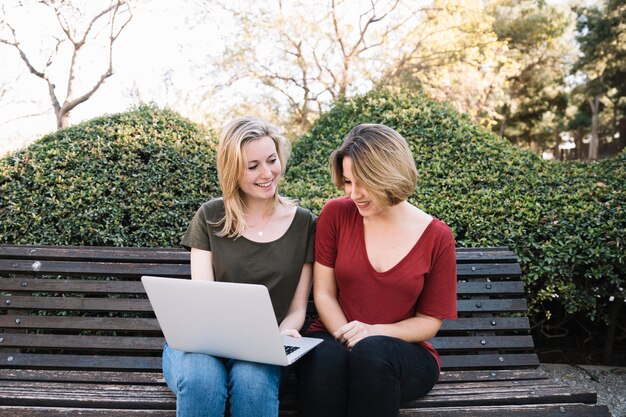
[163,116,316,417]
[297,123,457,417]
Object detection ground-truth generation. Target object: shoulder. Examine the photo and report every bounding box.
[196,198,225,221]
[427,217,456,247]
[200,198,224,212]
[320,196,356,216]
[294,205,318,223]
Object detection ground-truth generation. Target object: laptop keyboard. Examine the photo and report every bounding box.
[284,345,300,355]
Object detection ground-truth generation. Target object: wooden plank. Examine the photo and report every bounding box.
[398,404,611,416]
[438,369,548,383]
[0,245,189,263]
[456,281,524,295]
[456,299,528,313]
[439,317,530,332]
[401,385,598,408]
[0,407,176,417]
[0,260,190,278]
[1,296,153,312]
[440,353,540,370]
[431,335,535,351]
[0,381,175,409]
[0,316,529,335]
[457,263,521,278]
[0,244,516,264]
[1,278,525,296]
[0,334,165,352]
[0,353,162,370]
[0,369,165,384]
[0,278,149,294]
[0,316,161,332]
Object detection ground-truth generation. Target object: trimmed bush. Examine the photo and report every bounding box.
[284,89,625,326]
[0,105,219,247]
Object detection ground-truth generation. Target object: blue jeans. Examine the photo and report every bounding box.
[296,332,439,417]
[162,342,281,417]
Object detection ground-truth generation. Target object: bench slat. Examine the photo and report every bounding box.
[0,277,525,296]
[456,299,528,313]
[456,263,521,278]
[439,317,530,332]
[438,369,548,383]
[0,260,521,279]
[0,316,160,332]
[0,369,165,384]
[0,334,165,351]
[2,315,530,333]
[0,245,189,263]
[432,335,535,350]
[398,403,611,416]
[0,260,189,278]
[0,245,517,264]
[440,353,539,369]
[0,353,162,370]
[402,386,598,408]
[3,295,527,314]
[0,368,548,385]
[0,407,175,417]
[0,277,149,293]
[2,296,153,312]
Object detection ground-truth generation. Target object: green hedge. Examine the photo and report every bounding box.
[1,93,623,326]
[284,89,625,324]
[0,105,219,247]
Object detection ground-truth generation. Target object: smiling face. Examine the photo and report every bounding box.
[239,136,282,202]
[341,156,384,217]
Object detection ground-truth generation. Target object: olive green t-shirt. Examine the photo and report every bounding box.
[181,198,316,324]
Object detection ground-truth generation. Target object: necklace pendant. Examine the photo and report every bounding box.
[258,231,263,236]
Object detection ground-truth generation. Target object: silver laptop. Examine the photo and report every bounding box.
[141,276,322,366]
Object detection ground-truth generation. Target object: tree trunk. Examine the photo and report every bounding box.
[587,96,600,160]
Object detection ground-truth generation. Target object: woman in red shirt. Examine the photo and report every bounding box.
[297,124,458,417]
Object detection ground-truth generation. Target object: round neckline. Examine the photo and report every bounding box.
[240,206,301,245]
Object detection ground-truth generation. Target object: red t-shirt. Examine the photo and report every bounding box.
[308,197,458,369]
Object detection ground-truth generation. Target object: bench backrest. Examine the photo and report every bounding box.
[0,245,538,375]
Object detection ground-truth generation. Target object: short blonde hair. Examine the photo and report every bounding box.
[330,124,417,208]
[215,116,292,238]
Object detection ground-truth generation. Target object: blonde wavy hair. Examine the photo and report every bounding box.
[330,124,417,208]
[214,116,293,238]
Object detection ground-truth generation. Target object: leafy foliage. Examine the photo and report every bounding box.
[0,105,219,247]
[285,88,625,325]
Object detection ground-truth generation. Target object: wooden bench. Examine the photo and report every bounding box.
[0,244,610,416]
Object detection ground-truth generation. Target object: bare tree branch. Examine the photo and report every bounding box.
[1,0,133,130]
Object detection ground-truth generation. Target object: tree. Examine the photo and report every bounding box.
[203,0,419,133]
[0,0,133,130]
[385,0,518,127]
[198,0,514,134]
[572,0,626,160]
[487,0,575,155]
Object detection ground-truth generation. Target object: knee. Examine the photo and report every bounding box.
[230,361,280,393]
[298,338,348,384]
[165,348,227,396]
[349,336,396,376]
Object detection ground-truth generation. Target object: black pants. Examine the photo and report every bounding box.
[296,332,439,417]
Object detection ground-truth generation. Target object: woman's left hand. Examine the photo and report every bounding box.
[280,328,302,339]
[333,320,380,349]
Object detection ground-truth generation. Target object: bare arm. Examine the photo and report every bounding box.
[315,260,443,349]
[279,263,313,338]
[189,248,215,281]
[313,261,349,334]
[334,313,443,349]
